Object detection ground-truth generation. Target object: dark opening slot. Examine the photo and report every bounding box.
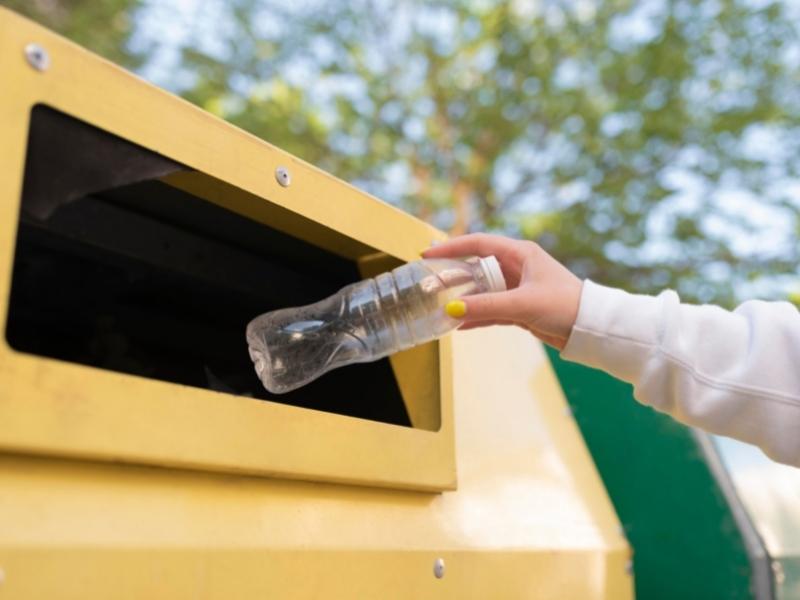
[5,105,411,427]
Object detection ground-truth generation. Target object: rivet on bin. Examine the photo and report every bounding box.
[275,166,292,187]
[625,560,634,575]
[24,43,50,72]
[433,557,445,579]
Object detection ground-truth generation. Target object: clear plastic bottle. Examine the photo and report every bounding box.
[246,256,506,394]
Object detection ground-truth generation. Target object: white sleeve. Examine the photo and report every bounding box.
[561,280,800,467]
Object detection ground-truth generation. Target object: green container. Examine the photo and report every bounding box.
[547,348,754,599]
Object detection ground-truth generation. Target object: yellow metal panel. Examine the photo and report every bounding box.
[0,7,454,492]
[0,326,631,598]
[385,342,441,431]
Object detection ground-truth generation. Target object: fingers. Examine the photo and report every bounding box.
[445,289,529,323]
[458,319,516,331]
[423,233,531,288]
[422,233,512,259]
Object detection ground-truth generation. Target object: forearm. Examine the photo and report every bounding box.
[561,280,800,467]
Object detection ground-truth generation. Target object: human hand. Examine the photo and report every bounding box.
[422,233,583,350]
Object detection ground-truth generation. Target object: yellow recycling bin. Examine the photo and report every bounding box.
[0,8,631,598]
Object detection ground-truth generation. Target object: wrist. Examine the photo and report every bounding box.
[561,277,583,342]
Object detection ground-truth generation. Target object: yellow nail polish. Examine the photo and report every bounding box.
[445,300,467,318]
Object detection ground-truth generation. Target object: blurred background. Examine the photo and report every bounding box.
[4,0,799,308]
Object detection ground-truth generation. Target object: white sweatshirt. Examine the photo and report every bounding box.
[561,280,800,468]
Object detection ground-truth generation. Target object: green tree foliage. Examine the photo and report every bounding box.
[3,0,145,68]
[4,0,799,306]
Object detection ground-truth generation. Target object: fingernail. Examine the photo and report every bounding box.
[421,240,441,256]
[445,300,467,318]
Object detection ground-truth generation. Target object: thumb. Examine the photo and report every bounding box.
[445,289,528,323]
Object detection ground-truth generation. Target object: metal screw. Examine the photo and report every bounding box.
[625,560,634,575]
[772,561,785,584]
[275,166,291,187]
[433,557,445,579]
[24,43,50,72]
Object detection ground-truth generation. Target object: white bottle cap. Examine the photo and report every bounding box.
[478,255,507,292]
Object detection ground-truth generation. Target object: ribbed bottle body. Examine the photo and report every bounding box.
[246,257,500,393]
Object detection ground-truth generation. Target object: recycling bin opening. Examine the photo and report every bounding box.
[5,105,418,428]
